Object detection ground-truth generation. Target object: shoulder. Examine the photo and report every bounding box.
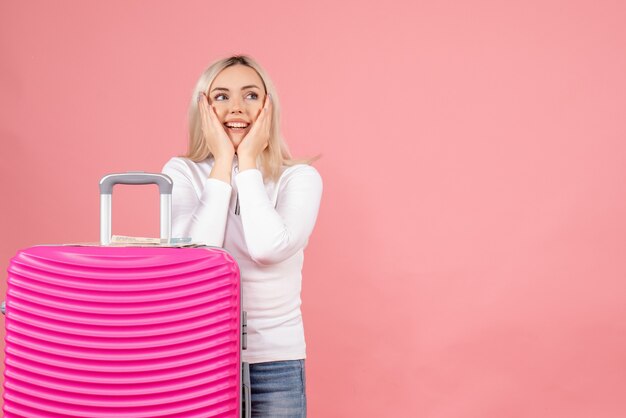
[281,163,321,179]
[162,157,212,178]
[163,157,201,172]
[279,164,323,190]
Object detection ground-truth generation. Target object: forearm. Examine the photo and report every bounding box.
[209,154,235,184]
[163,158,232,247]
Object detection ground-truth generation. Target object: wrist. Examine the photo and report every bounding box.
[209,156,233,184]
[213,149,235,160]
[237,153,257,171]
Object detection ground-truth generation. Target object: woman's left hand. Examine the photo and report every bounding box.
[237,94,272,162]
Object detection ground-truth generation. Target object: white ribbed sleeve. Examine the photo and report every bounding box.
[235,166,323,265]
[162,158,232,247]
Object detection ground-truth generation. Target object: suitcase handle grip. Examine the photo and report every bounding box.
[99,172,173,195]
[99,172,174,245]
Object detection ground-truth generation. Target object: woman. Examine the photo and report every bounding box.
[162,55,322,417]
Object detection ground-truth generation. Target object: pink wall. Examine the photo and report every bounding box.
[1,0,625,416]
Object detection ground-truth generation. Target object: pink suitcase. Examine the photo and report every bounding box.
[2,172,250,417]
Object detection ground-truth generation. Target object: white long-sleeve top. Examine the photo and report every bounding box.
[162,155,323,363]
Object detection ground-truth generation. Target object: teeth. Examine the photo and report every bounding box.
[226,122,248,128]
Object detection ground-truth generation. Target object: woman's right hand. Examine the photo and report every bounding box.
[197,92,234,160]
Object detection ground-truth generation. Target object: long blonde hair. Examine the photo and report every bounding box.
[184,55,319,182]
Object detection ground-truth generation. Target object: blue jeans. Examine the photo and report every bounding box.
[249,359,307,417]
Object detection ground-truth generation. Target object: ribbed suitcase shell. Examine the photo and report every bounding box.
[3,245,241,418]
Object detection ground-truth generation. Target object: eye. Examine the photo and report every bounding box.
[245,92,259,100]
[214,93,228,101]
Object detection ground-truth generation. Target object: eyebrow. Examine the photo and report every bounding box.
[210,84,262,93]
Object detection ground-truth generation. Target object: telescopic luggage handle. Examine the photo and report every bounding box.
[99,172,173,245]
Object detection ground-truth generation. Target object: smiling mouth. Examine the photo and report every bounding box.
[224,122,250,131]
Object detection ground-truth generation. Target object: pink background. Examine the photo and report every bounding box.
[1,0,625,416]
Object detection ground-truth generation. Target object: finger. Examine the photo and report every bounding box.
[208,104,222,128]
[209,105,231,140]
[198,92,210,114]
[263,93,271,112]
[202,96,215,122]
[262,96,272,131]
[266,95,273,121]
[197,95,209,131]
[255,96,270,128]
[246,117,260,138]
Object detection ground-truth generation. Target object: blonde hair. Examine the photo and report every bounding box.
[184,55,319,182]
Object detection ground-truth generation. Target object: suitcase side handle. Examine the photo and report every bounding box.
[99,172,173,245]
[242,362,251,418]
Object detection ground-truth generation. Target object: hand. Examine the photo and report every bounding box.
[237,94,272,160]
[197,92,235,160]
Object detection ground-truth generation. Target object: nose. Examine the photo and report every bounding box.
[229,97,244,114]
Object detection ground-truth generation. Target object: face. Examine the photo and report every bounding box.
[207,64,266,149]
